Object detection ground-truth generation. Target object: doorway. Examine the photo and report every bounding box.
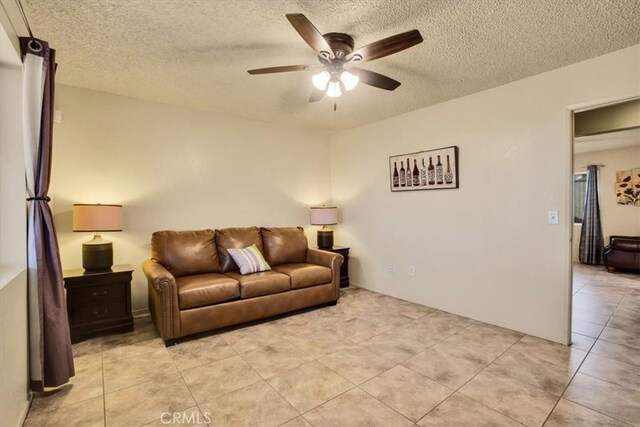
[570,98,640,348]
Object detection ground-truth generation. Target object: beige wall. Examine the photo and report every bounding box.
[573,145,640,261]
[0,20,30,427]
[50,85,332,311]
[330,45,640,344]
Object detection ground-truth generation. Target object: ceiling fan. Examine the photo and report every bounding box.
[247,14,424,103]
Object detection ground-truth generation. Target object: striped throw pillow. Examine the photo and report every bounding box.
[227,244,271,275]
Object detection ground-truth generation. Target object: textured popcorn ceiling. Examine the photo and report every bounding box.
[24,0,640,131]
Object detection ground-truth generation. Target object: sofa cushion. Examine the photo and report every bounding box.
[216,227,264,272]
[227,244,271,275]
[273,263,332,289]
[224,270,291,298]
[261,227,308,266]
[176,273,239,309]
[152,229,221,277]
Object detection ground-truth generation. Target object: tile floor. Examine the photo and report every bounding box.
[25,264,640,426]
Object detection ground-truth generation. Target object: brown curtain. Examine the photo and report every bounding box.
[20,37,74,391]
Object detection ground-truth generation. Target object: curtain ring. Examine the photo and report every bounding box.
[28,39,42,53]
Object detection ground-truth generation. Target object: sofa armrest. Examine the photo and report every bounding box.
[143,259,180,341]
[306,248,343,300]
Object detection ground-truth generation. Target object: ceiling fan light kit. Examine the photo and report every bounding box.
[248,13,423,104]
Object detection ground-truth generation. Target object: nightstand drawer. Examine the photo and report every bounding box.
[73,283,126,304]
[70,301,127,324]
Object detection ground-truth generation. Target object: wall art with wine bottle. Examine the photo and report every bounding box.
[389,146,459,192]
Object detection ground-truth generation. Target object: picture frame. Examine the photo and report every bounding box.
[389,146,459,192]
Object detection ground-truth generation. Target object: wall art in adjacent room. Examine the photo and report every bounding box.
[615,168,640,206]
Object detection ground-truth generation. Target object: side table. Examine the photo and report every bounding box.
[63,264,134,343]
[319,246,350,288]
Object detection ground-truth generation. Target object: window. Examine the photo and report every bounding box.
[573,172,587,224]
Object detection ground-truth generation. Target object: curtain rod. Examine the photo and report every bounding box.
[576,164,606,169]
[15,0,34,39]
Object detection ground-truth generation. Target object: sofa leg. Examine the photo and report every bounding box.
[606,266,615,273]
[164,338,177,347]
[327,300,338,306]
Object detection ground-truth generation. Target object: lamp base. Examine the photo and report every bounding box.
[82,235,113,272]
[317,230,334,249]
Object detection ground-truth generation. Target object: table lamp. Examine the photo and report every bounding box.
[73,204,123,271]
[310,206,338,249]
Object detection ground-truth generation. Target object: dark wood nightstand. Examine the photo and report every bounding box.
[63,264,134,343]
[319,246,350,288]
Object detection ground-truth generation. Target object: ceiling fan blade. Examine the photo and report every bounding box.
[247,64,313,75]
[286,13,334,57]
[349,29,423,63]
[351,68,401,90]
[309,87,325,102]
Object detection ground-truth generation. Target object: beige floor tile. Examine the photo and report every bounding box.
[281,416,313,427]
[24,395,104,427]
[544,398,629,426]
[28,364,104,415]
[511,335,587,370]
[591,339,640,366]
[411,311,475,339]
[319,344,396,384]
[459,371,557,426]
[304,387,412,427]
[359,309,415,329]
[379,299,437,320]
[600,326,640,350]
[446,322,523,347]
[103,347,177,393]
[181,355,261,403]
[359,327,430,363]
[442,323,523,364]
[402,341,489,389]
[105,372,195,427]
[571,333,596,351]
[142,406,210,426]
[167,334,236,371]
[572,307,611,326]
[286,329,356,358]
[564,372,640,425]
[361,365,453,422]
[572,300,616,317]
[71,338,102,370]
[579,353,640,392]
[201,380,298,427]
[240,340,314,379]
[485,347,577,396]
[571,319,605,338]
[608,316,640,335]
[221,323,284,353]
[267,360,353,413]
[417,393,521,426]
[331,317,390,342]
[615,300,640,321]
[101,324,164,363]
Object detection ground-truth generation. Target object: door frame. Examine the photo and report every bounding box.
[564,94,640,345]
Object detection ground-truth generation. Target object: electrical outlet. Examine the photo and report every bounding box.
[409,266,415,276]
[389,264,396,273]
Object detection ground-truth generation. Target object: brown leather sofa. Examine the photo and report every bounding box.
[143,226,343,345]
[604,235,640,272]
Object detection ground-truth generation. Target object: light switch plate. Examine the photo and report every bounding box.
[548,210,559,225]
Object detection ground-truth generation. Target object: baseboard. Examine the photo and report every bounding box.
[19,393,32,425]
[132,308,150,319]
